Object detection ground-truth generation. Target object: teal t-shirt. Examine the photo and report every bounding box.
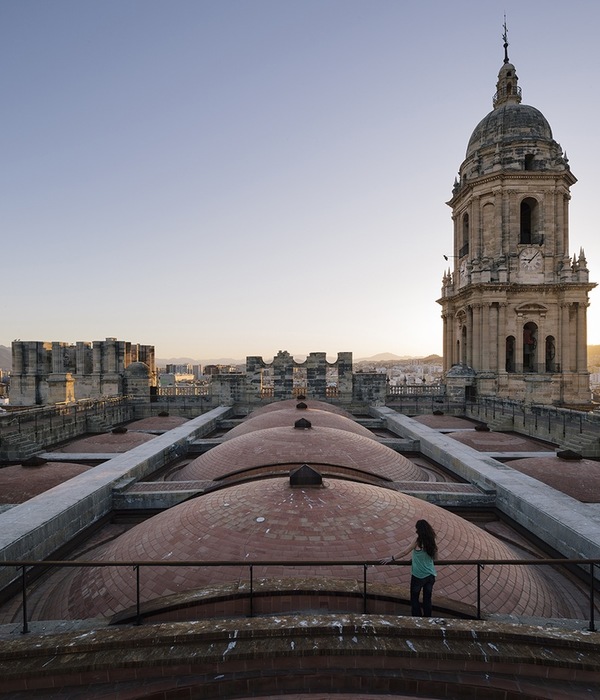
[411,548,436,579]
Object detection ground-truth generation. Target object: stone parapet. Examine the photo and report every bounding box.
[0,615,599,698]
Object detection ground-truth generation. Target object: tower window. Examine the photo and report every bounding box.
[520,197,539,244]
[524,154,535,171]
[460,213,469,258]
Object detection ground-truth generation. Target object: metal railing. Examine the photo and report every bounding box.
[4,557,599,635]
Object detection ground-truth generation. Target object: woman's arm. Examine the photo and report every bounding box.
[380,538,417,564]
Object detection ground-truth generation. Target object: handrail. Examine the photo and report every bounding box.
[7,557,599,635]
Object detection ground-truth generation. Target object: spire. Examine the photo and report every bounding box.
[493,16,522,108]
[502,14,509,64]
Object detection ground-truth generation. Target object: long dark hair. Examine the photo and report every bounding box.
[416,519,437,558]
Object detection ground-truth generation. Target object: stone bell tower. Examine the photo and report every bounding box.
[438,25,595,406]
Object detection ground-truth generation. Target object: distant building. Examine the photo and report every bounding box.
[10,338,156,405]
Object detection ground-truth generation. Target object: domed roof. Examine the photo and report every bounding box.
[54,431,156,453]
[224,408,374,440]
[123,361,150,377]
[507,456,600,503]
[250,399,352,418]
[466,103,553,158]
[453,51,569,184]
[0,462,92,504]
[41,478,571,620]
[174,425,425,482]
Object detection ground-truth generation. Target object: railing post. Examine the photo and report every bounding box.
[476,563,484,620]
[249,565,254,618]
[363,564,368,614]
[590,563,596,632]
[134,565,141,626]
[20,566,29,634]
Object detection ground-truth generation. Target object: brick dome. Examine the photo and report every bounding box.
[508,456,600,503]
[174,425,425,482]
[41,478,572,620]
[224,408,374,440]
[250,399,353,418]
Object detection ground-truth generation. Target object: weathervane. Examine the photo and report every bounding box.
[502,14,509,64]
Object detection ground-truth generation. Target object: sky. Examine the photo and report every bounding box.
[2,0,600,362]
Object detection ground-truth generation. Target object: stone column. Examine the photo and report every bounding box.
[498,303,507,372]
[93,342,103,374]
[487,303,498,372]
[442,313,451,371]
[51,342,64,373]
[480,303,490,370]
[560,302,572,373]
[465,307,473,367]
[515,317,524,374]
[12,342,23,374]
[472,304,481,370]
[576,302,588,372]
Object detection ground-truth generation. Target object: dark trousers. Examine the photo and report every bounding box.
[410,574,435,617]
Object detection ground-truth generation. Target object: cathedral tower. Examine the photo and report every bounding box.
[438,28,595,405]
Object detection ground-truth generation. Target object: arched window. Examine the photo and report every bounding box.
[523,322,538,372]
[506,336,515,373]
[545,336,556,373]
[520,197,539,244]
[460,213,469,258]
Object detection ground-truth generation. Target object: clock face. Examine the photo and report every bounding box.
[520,247,543,272]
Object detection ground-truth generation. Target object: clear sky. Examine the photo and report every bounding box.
[2,0,600,361]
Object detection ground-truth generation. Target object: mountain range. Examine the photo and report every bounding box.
[0,347,442,370]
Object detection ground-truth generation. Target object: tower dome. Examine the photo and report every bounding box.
[457,37,568,184]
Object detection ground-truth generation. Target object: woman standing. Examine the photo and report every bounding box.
[381,519,438,617]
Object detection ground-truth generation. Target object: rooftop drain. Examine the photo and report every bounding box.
[294,418,312,430]
[290,463,323,487]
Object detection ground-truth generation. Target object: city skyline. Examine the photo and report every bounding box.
[3,1,600,361]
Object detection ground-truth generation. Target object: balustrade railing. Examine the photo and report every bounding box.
[5,556,598,634]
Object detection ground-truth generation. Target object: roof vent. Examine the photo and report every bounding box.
[294,418,312,430]
[22,456,47,467]
[474,422,490,432]
[290,463,323,487]
[557,449,582,461]
[296,401,308,409]
[296,394,306,401]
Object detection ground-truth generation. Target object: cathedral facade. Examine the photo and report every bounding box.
[439,40,595,406]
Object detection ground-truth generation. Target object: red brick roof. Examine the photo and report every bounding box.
[39,478,571,621]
